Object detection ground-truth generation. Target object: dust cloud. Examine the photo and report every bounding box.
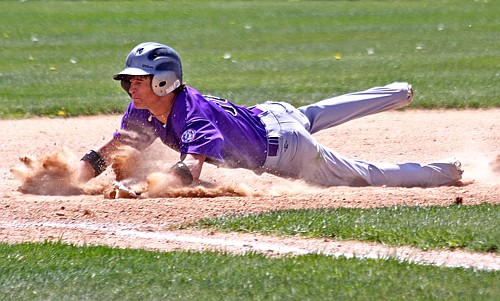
[10,148,85,195]
[10,147,322,198]
[459,152,500,185]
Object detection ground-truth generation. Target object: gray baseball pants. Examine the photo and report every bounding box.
[254,82,462,187]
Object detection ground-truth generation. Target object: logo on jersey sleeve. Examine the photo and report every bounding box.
[181,129,196,143]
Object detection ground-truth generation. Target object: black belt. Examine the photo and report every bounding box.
[250,107,279,157]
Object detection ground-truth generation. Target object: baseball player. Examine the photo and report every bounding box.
[77,42,463,188]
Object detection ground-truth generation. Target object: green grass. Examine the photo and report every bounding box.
[0,242,497,301]
[1,1,499,298]
[191,204,500,253]
[1,0,499,118]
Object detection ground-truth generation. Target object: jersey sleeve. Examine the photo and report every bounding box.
[178,118,224,163]
[170,92,228,164]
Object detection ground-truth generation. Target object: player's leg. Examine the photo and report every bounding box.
[276,135,462,187]
[307,145,463,187]
[257,103,462,187]
[298,82,413,134]
[361,159,463,187]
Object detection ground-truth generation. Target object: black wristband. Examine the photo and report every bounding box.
[81,150,107,176]
[169,161,194,186]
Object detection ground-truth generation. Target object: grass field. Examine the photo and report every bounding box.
[192,204,499,253]
[1,0,499,299]
[0,0,499,118]
[1,242,498,301]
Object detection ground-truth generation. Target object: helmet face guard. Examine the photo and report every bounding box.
[113,42,182,96]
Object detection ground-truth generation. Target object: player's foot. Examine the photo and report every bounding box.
[454,159,464,176]
[407,84,414,102]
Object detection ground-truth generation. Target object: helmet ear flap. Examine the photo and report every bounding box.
[120,79,132,97]
[151,71,181,96]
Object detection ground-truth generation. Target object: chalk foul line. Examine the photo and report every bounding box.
[0,220,498,271]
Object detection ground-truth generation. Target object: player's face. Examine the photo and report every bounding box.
[128,76,160,109]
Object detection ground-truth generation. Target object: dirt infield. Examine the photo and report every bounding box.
[1,109,499,270]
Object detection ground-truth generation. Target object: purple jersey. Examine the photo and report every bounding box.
[115,86,268,169]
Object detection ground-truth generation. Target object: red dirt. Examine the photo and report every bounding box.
[1,109,499,270]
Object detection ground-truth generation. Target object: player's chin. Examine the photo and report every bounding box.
[132,99,144,108]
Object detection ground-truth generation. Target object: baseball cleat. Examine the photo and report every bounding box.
[454,159,464,176]
[407,84,414,102]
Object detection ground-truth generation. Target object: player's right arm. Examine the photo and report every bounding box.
[77,137,124,183]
